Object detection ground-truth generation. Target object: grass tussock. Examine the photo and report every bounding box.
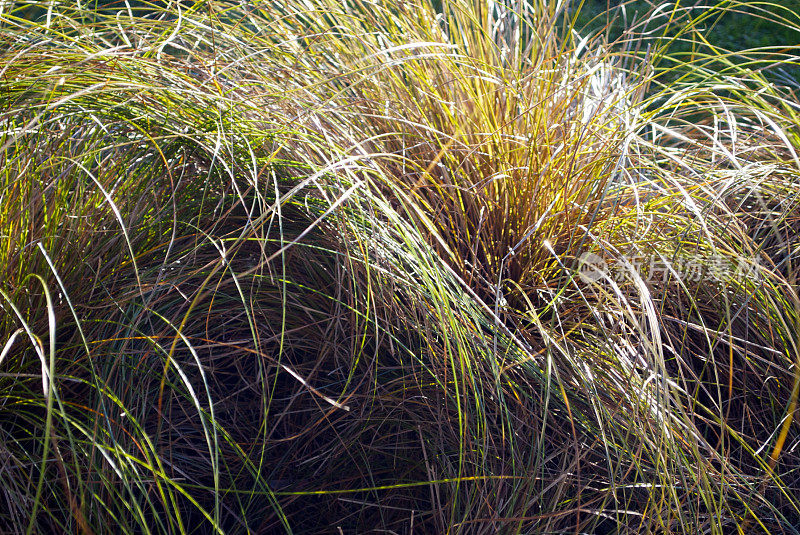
[1,0,800,533]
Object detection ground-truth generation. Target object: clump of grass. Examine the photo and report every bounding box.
[1,0,799,533]
[277,1,800,531]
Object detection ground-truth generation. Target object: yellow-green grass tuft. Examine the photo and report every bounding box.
[1,0,799,533]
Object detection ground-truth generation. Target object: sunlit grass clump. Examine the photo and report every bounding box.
[1,0,799,533]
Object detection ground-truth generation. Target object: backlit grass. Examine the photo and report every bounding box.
[1,0,799,533]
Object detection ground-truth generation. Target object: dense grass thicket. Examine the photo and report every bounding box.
[1,0,800,533]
